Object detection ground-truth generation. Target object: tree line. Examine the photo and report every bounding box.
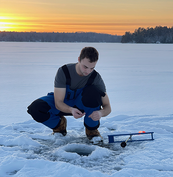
[121,26,173,43]
[0,31,121,43]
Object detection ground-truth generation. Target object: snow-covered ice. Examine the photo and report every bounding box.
[0,42,173,176]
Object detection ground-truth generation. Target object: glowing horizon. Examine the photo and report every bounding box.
[1,0,173,35]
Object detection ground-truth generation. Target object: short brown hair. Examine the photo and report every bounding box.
[79,47,99,62]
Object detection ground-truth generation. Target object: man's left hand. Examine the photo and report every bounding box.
[88,111,102,121]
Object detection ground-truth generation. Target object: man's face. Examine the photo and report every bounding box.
[78,57,97,76]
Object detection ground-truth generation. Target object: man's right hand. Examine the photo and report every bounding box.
[70,107,85,119]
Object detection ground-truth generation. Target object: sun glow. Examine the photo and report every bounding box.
[0,15,30,32]
[0,22,14,31]
[0,16,15,31]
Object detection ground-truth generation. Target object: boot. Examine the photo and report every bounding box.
[85,127,101,140]
[53,116,67,136]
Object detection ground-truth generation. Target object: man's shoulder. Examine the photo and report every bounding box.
[93,70,101,78]
[59,63,76,73]
[63,63,76,68]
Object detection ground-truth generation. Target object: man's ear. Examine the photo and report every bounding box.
[78,57,81,62]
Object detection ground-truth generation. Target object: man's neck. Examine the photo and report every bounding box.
[75,63,83,76]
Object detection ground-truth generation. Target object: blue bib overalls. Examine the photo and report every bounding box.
[27,65,105,130]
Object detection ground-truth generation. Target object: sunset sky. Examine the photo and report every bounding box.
[0,0,173,35]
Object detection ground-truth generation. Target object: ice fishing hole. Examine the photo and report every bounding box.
[64,144,95,156]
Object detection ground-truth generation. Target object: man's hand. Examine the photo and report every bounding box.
[71,107,85,119]
[88,111,102,121]
[89,93,111,121]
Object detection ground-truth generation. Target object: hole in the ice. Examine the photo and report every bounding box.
[64,144,95,156]
[7,170,19,175]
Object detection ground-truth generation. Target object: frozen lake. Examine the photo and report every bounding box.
[0,42,173,176]
[0,42,173,125]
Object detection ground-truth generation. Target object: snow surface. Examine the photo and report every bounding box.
[0,42,173,176]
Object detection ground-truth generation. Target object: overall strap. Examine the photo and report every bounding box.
[62,65,71,85]
[86,70,97,86]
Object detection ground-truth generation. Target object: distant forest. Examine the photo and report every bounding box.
[121,26,173,43]
[0,32,121,43]
[1,26,172,43]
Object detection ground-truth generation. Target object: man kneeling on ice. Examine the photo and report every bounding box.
[27,47,111,140]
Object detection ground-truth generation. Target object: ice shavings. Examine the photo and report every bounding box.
[0,134,40,148]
